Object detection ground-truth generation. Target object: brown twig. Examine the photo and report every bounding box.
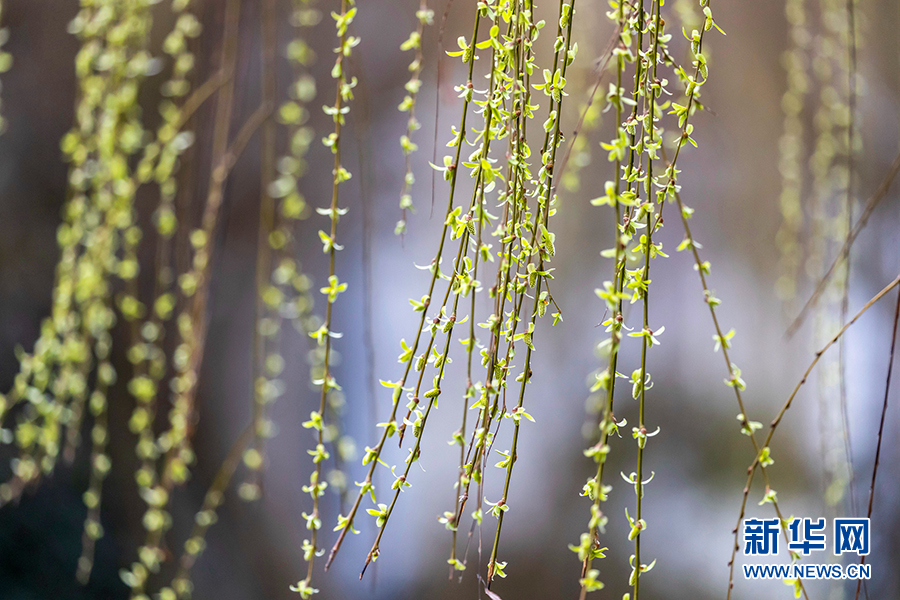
[552,25,619,185]
[853,280,900,600]
[787,152,900,337]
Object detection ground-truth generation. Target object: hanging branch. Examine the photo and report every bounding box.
[359,15,504,573]
[445,0,525,575]
[448,0,536,540]
[854,279,900,600]
[120,0,208,590]
[166,425,254,599]
[395,0,435,235]
[626,0,667,595]
[575,0,642,594]
[131,1,254,594]
[325,5,483,570]
[485,0,576,584]
[728,274,900,598]
[245,0,279,499]
[75,353,112,584]
[292,0,358,596]
[241,0,326,501]
[763,275,900,456]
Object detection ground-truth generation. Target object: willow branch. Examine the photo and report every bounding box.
[854,277,899,600]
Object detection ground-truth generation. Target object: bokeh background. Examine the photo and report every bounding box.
[0,0,899,599]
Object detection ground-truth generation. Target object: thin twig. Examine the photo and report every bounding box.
[787,151,900,337]
[665,163,808,600]
[219,102,275,177]
[768,274,900,441]
[853,280,900,600]
[173,425,254,590]
[553,26,619,184]
[175,68,234,131]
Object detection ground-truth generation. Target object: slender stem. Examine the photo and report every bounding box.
[361,234,472,578]
[366,25,503,566]
[854,282,900,600]
[579,2,632,595]
[667,163,809,600]
[767,275,900,446]
[162,0,242,487]
[305,0,353,587]
[725,274,900,599]
[487,0,576,583]
[633,2,661,596]
[326,10,484,569]
[396,0,432,235]
[454,0,541,528]
[644,3,808,590]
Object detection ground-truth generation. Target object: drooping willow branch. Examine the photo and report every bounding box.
[325,6,484,571]
[130,1,292,595]
[125,1,206,584]
[764,275,899,458]
[627,1,667,596]
[639,18,811,590]
[573,5,631,597]
[0,0,163,590]
[444,0,534,575]
[853,276,900,600]
[291,0,358,597]
[395,0,435,235]
[361,18,508,574]
[483,0,576,584]
[444,0,535,575]
[632,7,807,596]
[668,157,808,600]
[774,0,808,312]
[729,273,900,598]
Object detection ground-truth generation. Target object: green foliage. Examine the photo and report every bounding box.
[0,0,881,598]
[293,0,358,595]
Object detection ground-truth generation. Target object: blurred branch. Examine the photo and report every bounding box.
[787,151,900,337]
[553,25,619,185]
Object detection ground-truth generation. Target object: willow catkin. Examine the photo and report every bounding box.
[774,0,810,310]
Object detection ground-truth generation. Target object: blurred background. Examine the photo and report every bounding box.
[0,0,899,599]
